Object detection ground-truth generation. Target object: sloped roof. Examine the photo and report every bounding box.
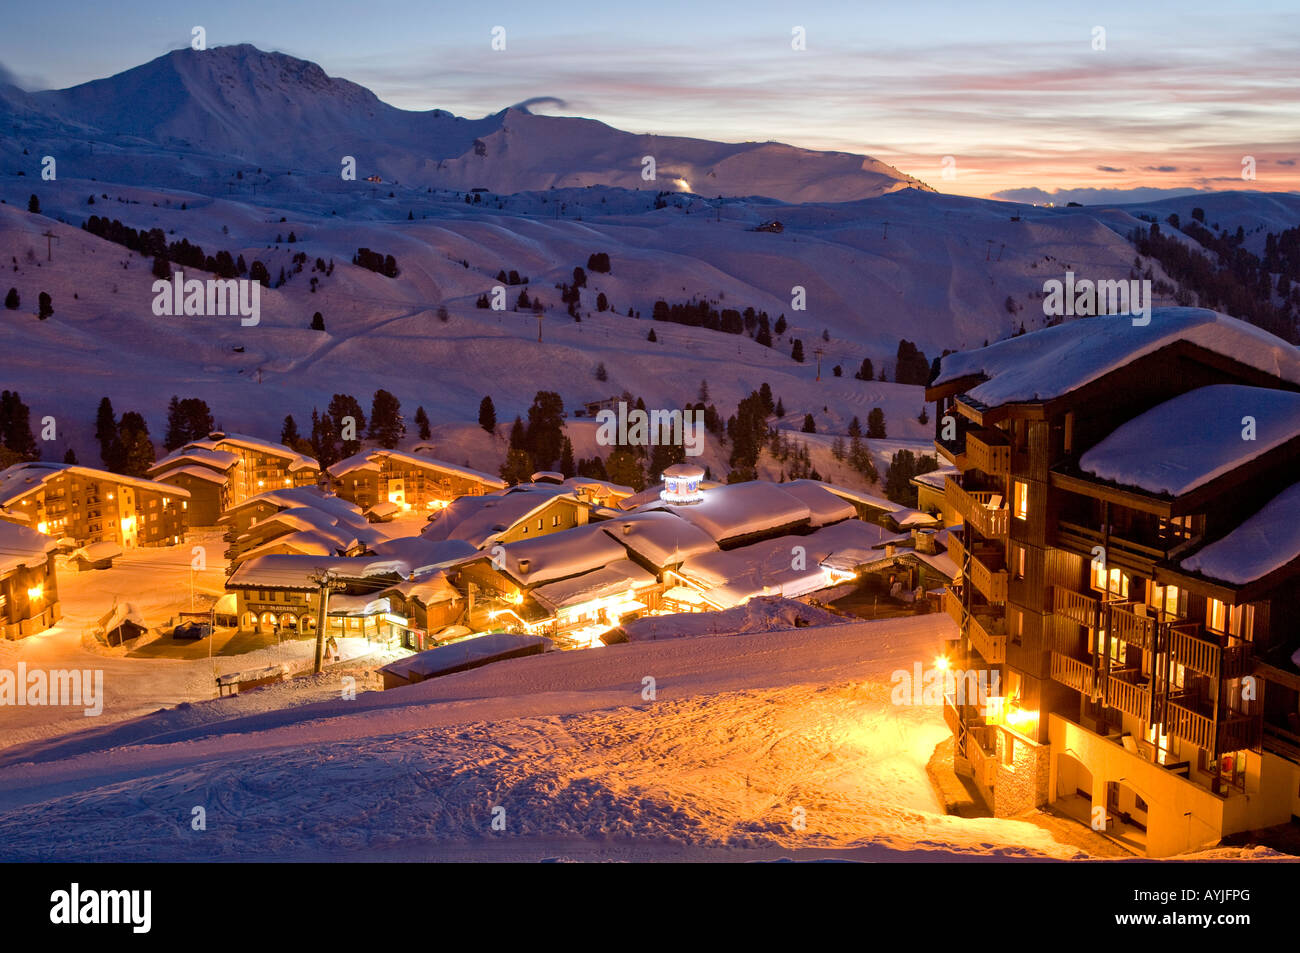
[0,519,57,574]
[0,462,191,506]
[328,448,505,487]
[1180,481,1300,585]
[1079,385,1300,496]
[934,309,1300,410]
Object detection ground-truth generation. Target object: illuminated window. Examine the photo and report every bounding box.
[1015,546,1026,580]
[1208,598,1227,633]
[1013,481,1029,520]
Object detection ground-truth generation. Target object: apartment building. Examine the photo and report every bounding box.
[925,308,1300,856]
[151,432,320,513]
[327,448,505,512]
[0,462,189,548]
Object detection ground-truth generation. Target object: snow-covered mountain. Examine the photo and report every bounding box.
[10,45,930,203]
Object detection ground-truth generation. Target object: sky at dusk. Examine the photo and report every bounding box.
[3,0,1297,199]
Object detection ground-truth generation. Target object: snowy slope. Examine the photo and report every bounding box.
[0,614,1091,862]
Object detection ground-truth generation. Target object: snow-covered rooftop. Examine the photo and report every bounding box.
[328,448,506,487]
[934,309,1300,410]
[531,559,656,614]
[192,433,319,472]
[598,511,718,568]
[227,554,410,590]
[149,446,241,474]
[0,462,191,506]
[421,484,576,549]
[379,633,551,682]
[367,536,478,574]
[493,522,629,587]
[0,520,58,574]
[221,486,363,524]
[640,480,813,543]
[1180,481,1300,585]
[1078,385,1300,496]
[777,480,859,526]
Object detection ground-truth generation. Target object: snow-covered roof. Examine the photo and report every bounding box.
[367,536,478,574]
[148,446,240,475]
[531,559,656,614]
[815,482,906,514]
[0,520,58,574]
[193,433,319,472]
[0,462,191,506]
[1078,385,1300,496]
[379,633,551,682]
[640,480,813,543]
[598,511,718,568]
[492,522,629,587]
[386,570,461,606]
[776,480,858,526]
[328,448,505,487]
[620,596,845,642]
[679,519,888,608]
[152,464,229,485]
[236,531,348,562]
[69,540,123,562]
[97,602,145,633]
[934,309,1300,410]
[1180,481,1300,586]
[911,466,960,491]
[365,500,401,519]
[227,554,410,590]
[421,484,576,549]
[221,486,363,524]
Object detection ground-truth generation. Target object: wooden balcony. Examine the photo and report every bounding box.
[944,477,1008,540]
[1109,604,1156,651]
[949,535,1008,603]
[964,726,997,789]
[1051,652,1096,696]
[1104,672,1151,720]
[942,587,1007,664]
[965,428,1010,476]
[1052,586,1100,629]
[1165,699,1214,751]
[1166,623,1252,680]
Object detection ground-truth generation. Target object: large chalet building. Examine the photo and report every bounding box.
[327,448,505,513]
[926,307,1300,856]
[150,432,320,520]
[0,462,190,548]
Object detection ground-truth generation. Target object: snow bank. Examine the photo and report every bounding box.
[620,596,845,642]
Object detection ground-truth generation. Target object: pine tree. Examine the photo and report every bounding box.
[855,357,874,381]
[559,436,576,477]
[95,397,122,470]
[0,391,38,460]
[478,396,497,434]
[37,292,52,320]
[117,411,155,477]
[327,394,366,456]
[774,314,787,335]
[791,339,805,362]
[414,406,431,440]
[311,311,325,331]
[867,407,887,438]
[152,256,171,279]
[647,328,657,342]
[27,195,39,214]
[801,413,816,433]
[525,391,566,469]
[281,415,301,447]
[63,447,77,464]
[595,362,608,382]
[368,389,405,449]
[164,396,186,450]
[605,447,645,491]
[3,288,17,310]
[499,448,534,485]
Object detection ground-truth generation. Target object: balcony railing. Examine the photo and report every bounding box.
[964,726,997,788]
[1105,671,1151,720]
[1052,586,1100,629]
[1165,698,1214,751]
[949,535,1008,603]
[944,477,1009,540]
[1051,652,1097,696]
[942,587,1007,664]
[1109,604,1156,651]
[965,428,1011,476]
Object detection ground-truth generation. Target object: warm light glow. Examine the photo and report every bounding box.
[27,584,43,602]
[934,655,950,671]
[36,521,48,534]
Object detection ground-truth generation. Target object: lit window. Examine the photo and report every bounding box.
[1208,598,1227,633]
[1013,481,1029,520]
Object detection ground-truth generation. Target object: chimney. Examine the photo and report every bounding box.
[913,528,937,555]
[517,558,531,573]
[622,523,633,536]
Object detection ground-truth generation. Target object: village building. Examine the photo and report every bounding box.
[327,448,505,513]
[0,462,189,548]
[926,308,1300,856]
[151,432,319,513]
[0,520,60,639]
[422,483,593,549]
